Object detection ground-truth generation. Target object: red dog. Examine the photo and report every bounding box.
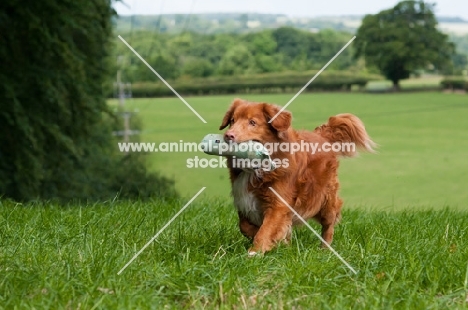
[219,98,375,256]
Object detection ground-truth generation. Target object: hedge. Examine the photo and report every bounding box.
[440,77,468,91]
[117,71,382,98]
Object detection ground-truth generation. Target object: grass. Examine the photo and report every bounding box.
[2,92,466,308]
[1,198,467,308]
[111,91,468,209]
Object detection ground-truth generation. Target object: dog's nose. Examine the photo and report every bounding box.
[224,131,235,142]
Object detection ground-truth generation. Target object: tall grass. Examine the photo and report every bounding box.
[1,198,467,308]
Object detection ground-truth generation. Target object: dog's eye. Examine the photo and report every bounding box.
[230,118,234,124]
[249,119,256,126]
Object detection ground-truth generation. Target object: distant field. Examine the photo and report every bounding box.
[439,23,468,35]
[110,91,468,209]
[366,75,443,91]
[339,17,468,35]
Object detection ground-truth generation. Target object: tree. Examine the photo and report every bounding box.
[0,0,176,201]
[315,29,354,70]
[452,53,468,74]
[136,53,180,81]
[272,27,310,65]
[182,57,214,77]
[244,31,277,56]
[255,55,284,73]
[218,45,255,75]
[354,0,455,89]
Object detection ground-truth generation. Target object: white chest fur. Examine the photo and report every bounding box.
[232,172,263,226]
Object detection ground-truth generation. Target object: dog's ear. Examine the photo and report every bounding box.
[219,98,244,130]
[263,104,292,132]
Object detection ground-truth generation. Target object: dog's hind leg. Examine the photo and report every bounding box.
[319,193,343,248]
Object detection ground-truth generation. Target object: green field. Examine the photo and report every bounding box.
[2,92,468,308]
[112,92,468,209]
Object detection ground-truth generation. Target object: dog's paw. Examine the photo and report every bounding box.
[247,249,264,258]
[248,250,258,257]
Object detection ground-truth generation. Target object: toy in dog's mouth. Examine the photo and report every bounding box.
[200,134,276,171]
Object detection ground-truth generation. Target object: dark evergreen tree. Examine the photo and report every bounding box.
[0,0,176,201]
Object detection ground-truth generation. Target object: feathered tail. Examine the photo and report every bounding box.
[314,113,376,157]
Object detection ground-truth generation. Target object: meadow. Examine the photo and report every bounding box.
[113,91,468,209]
[1,91,468,308]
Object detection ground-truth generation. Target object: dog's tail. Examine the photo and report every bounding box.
[314,113,376,157]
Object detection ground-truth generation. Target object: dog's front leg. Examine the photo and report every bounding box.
[248,207,292,256]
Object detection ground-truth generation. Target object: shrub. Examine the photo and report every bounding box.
[440,77,468,90]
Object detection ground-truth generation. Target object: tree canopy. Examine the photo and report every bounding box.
[354,0,455,88]
[0,0,175,201]
[114,27,356,82]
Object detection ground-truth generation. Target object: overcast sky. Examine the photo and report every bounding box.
[114,0,468,20]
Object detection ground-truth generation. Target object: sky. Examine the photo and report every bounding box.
[114,0,468,20]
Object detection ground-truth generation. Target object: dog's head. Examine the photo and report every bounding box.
[219,98,292,143]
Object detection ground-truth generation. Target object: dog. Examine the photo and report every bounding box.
[219,98,376,256]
